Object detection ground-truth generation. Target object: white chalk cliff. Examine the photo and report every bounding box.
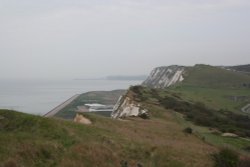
[111,93,148,119]
[111,65,186,119]
[142,65,185,88]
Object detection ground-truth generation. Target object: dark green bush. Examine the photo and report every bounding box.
[212,148,239,167]
[138,112,150,119]
[159,94,250,137]
[183,127,193,134]
[120,160,128,167]
[243,146,250,152]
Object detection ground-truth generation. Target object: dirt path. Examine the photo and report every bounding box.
[44,94,80,117]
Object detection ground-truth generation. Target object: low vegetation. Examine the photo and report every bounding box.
[183,65,250,88]
[212,148,250,167]
[128,86,250,154]
[212,148,240,167]
[183,127,193,134]
[0,109,216,167]
[131,86,250,138]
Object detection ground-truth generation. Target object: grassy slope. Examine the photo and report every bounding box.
[170,65,250,113]
[173,112,250,154]
[0,107,216,167]
[183,64,250,88]
[226,64,250,74]
[135,86,250,154]
[170,86,250,113]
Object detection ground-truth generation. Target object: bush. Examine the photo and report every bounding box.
[239,157,250,167]
[243,146,250,152]
[138,112,150,119]
[120,160,128,167]
[183,127,193,134]
[212,148,239,167]
[130,86,142,95]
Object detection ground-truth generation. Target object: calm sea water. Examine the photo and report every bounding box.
[0,79,142,115]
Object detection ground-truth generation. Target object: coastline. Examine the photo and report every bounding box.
[44,94,80,117]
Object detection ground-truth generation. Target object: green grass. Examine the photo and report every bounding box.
[170,85,250,113]
[132,86,250,152]
[183,65,250,88]
[173,112,250,153]
[167,65,250,114]
[0,107,217,167]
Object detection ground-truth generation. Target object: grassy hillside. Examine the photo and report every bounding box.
[226,64,250,74]
[0,106,216,167]
[132,86,250,152]
[182,64,250,88]
[170,86,250,113]
[168,65,250,113]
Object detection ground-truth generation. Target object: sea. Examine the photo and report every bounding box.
[0,79,142,115]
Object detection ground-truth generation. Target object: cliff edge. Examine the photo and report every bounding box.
[111,87,148,119]
[142,65,185,88]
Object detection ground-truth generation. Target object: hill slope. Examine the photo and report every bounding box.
[112,86,250,153]
[0,106,216,167]
[183,64,250,88]
[225,64,250,74]
[143,64,250,89]
[142,64,250,113]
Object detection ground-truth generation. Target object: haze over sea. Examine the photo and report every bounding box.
[0,79,142,115]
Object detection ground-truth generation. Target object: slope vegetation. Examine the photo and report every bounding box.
[182,64,250,88]
[225,64,250,74]
[0,106,216,167]
[142,64,250,113]
[124,86,250,152]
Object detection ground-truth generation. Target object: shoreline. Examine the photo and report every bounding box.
[44,94,80,117]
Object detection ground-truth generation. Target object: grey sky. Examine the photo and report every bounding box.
[0,0,250,79]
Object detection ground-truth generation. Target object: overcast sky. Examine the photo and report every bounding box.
[0,0,250,79]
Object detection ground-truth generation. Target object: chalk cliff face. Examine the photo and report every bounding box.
[112,65,186,119]
[111,92,148,119]
[142,65,185,88]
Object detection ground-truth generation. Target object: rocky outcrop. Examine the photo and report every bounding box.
[74,113,92,125]
[111,65,186,118]
[222,133,238,138]
[142,65,185,88]
[111,93,148,119]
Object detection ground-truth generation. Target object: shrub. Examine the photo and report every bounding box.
[138,112,150,119]
[212,148,239,167]
[120,160,128,167]
[130,86,142,95]
[183,127,193,134]
[239,157,250,167]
